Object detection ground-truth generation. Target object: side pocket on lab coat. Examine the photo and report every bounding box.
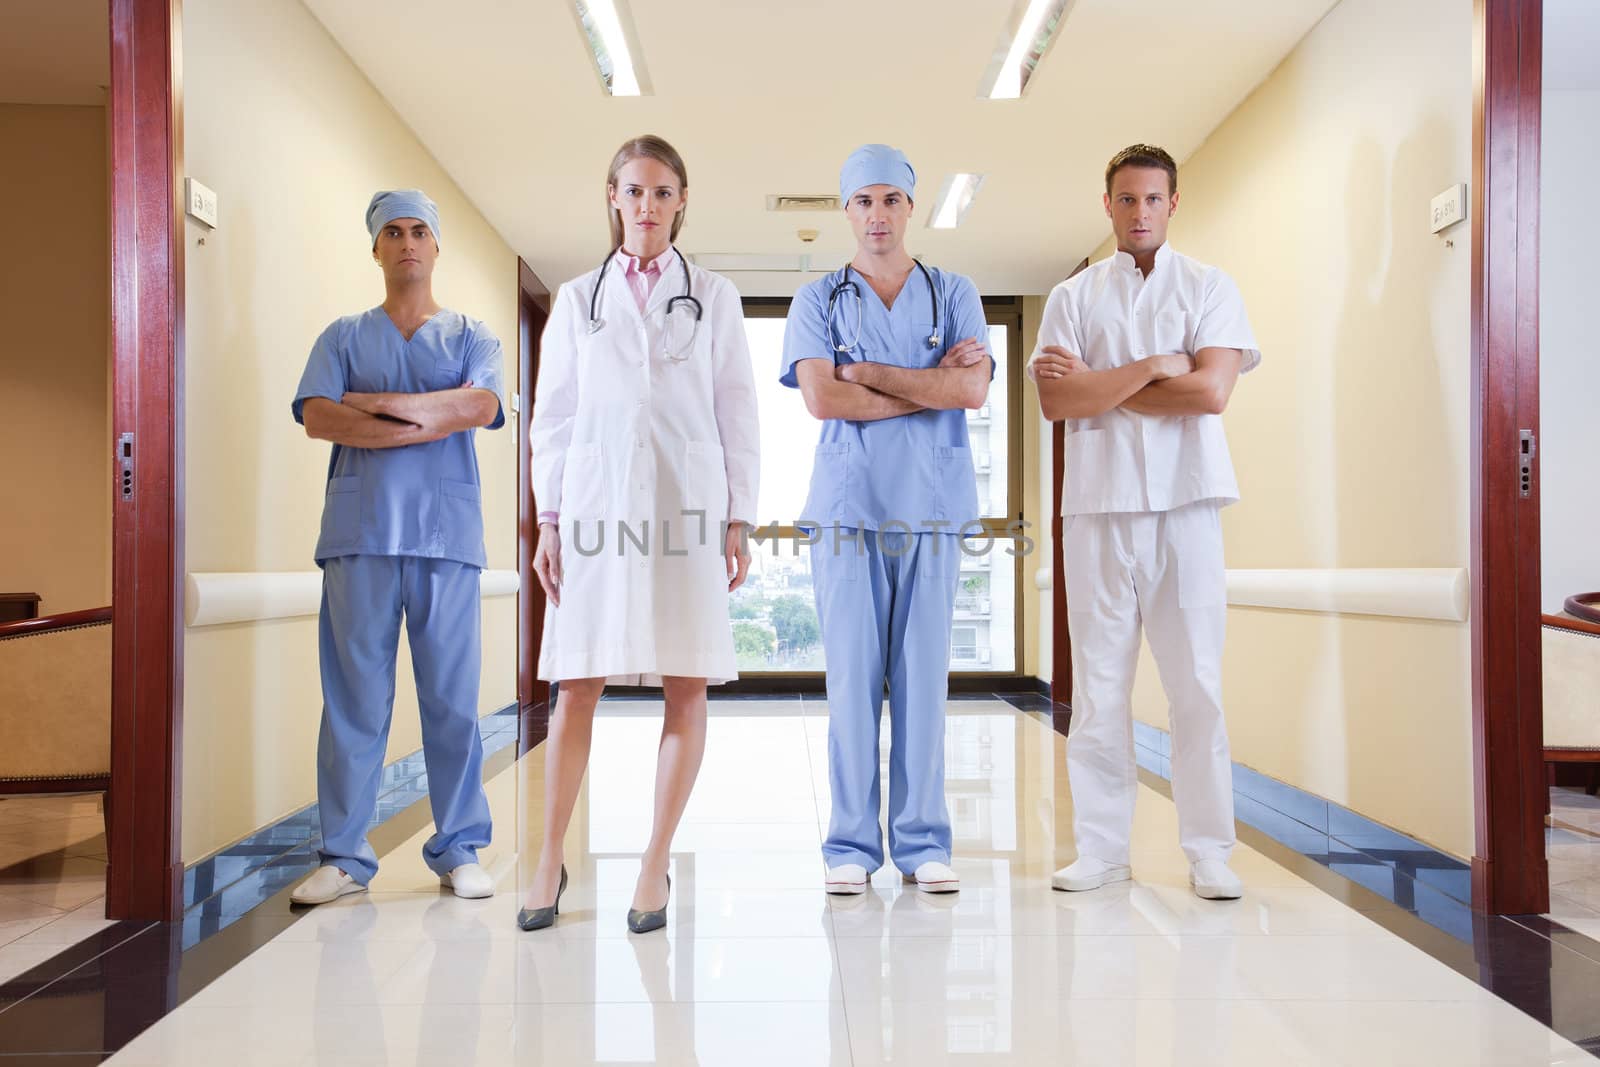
[561,442,606,521]
[322,476,361,546]
[684,440,728,521]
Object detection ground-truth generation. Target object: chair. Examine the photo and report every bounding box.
[0,608,113,834]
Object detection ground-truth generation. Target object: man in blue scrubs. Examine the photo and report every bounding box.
[781,145,993,894]
[288,189,504,905]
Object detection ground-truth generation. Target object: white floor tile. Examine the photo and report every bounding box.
[8,894,114,945]
[844,997,1339,1066]
[0,940,72,983]
[1272,1000,1591,1067]
[92,704,1591,1067]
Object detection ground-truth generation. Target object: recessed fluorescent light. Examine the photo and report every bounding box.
[928,173,985,230]
[574,0,650,96]
[979,0,1073,99]
[765,194,842,212]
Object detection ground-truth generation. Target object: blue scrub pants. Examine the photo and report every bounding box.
[812,528,960,874]
[316,554,492,884]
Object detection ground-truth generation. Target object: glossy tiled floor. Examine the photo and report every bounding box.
[1548,787,1600,943]
[0,795,115,984]
[104,701,1590,1065]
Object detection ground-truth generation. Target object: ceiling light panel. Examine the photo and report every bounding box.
[573,0,651,96]
[928,173,986,230]
[979,0,1074,99]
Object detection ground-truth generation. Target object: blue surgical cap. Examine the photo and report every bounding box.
[839,144,916,204]
[365,189,441,249]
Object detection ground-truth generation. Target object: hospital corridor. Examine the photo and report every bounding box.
[2,0,1599,1064]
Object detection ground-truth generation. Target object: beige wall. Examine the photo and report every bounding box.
[0,104,109,617]
[181,0,520,862]
[1072,0,1475,857]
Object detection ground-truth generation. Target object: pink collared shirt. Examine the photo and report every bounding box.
[618,249,666,314]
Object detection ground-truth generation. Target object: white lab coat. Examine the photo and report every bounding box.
[529,252,760,685]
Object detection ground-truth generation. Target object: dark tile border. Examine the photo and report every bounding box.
[0,705,521,1058]
[1106,718,1600,1058]
[180,705,518,928]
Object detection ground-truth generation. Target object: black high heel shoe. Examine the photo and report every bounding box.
[517,865,567,932]
[627,873,670,934]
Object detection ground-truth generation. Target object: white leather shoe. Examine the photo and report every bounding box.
[1190,859,1243,900]
[910,861,960,893]
[441,862,495,899]
[1051,856,1132,892]
[825,863,869,895]
[290,865,366,905]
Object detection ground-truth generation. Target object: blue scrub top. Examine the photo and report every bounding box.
[292,307,505,568]
[780,265,991,532]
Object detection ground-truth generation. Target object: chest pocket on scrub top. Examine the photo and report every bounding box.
[428,351,466,391]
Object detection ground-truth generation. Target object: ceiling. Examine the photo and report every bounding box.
[0,1,107,106]
[304,0,1341,295]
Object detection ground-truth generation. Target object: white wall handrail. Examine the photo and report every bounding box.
[1030,566,1469,623]
[1225,568,1467,622]
[185,569,520,628]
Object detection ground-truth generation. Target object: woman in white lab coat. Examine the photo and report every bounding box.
[520,135,760,933]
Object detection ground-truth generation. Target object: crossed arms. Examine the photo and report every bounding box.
[1030,346,1244,422]
[794,338,993,422]
[301,386,500,448]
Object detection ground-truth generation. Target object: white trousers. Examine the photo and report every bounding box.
[1063,501,1235,864]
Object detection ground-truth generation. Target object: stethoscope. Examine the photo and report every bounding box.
[825,259,941,356]
[587,245,703,361]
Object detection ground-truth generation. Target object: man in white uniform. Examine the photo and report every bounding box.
[1030,144,1260,900]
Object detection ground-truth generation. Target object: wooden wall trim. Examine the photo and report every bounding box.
[1050,422,1068,712]
[1543,613,1600,638]
[0,607,113,640]
[517,258,552,751]
[107,0,185,921]
[1545,749,1600,764]
[1470,0,1548,916]
[1047,257,1088,717]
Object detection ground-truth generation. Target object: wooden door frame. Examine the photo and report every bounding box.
[1471,0,1548,915]
[107,0,185,920]
[516,258,552,752]
[1048,258,1088,728]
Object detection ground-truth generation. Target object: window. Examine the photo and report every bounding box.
[733,297,1023,674]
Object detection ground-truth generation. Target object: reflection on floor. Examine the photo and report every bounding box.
[1548,786,1600,943]
[105,701,1589,1065]
[0,795,114,983]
